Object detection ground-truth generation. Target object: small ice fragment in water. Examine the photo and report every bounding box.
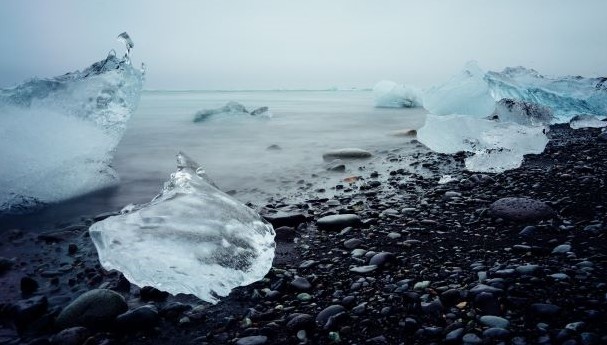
[438,175,457,184]
[89,152,276,304]
[193,101,272,122]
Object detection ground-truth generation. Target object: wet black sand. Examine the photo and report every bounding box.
[1,124,606,344]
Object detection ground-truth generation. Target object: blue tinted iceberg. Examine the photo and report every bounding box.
[0,33,144,215]
[423,61,496,117]
[89,153,276,304]
[373,80,422,108]
[486,67,607,121]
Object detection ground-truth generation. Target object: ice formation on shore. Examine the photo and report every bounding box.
[423,61,607,121]
[0,33,144,215]
[490,98,554,126]
[423,62,496,117]
[569,114,607,129]
[418,61,607,173]
[373,80,421,108]
[418,114,549,173]
[89,153,276,304]
[193,101,272,122]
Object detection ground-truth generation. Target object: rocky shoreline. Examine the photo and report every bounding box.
[1,124,606,345]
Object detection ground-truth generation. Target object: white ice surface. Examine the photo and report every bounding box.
[89,153,276,304]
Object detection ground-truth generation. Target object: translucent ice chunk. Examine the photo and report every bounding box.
[117,32,134,58]
[0,34,144,215]
[417,114,548,173]
[89,153,276,304]
[490,98,554,126]
[193,101,272,122]
[569,114,607,129]
[423,61,496,117]
[373,80,422,108]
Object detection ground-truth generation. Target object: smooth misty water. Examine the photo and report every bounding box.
[3,91,427,230]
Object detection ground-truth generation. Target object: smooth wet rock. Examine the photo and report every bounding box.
[55,289,127,329]
[286,313,314,332]
[490,197,556,221]
[343,238,363,249]
[140,286,169,302]
[317,214,362,231]
[322,148,372,161]
[235,335,268,345]
[480,315,510,328]
[519,225,537,237]
[115,305,159,331]
[326,159,346,172]
[350,265,377,274]
[263,212,307,228]
[445,327,464,343]
[552,244,571,254]
[316,305,346,330]
[368,252,396,268]
[290,276,312,291]
[483,327,510,340]
[474,292,501,315]
[50,327,90,345]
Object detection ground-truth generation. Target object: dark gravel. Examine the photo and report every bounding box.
[0,124,606,344]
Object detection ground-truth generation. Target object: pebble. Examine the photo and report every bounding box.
[490,197,556,221]
[322,148,372,160]
[343,238,363,249]
[350,265,377,274]
[316,305,346,330]
[20,276,39,295]
[480,315,510,328]
[55,289,128,329]
[235,335,268,345]
[115,305,159,331]
[290,276,312,291]
[552,244,571,254]
[50,326,90,345]
[317,214,362,231]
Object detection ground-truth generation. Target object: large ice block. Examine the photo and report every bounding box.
[89,153,276,304]
[0,33,144,215]
[417,114,548,173]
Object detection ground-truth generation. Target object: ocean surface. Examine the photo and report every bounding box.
[3,90,427,230]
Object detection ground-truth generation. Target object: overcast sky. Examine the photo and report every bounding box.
[0,0,605,90]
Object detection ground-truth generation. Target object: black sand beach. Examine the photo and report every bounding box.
[1,124,606,345]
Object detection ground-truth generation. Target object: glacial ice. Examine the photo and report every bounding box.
[373,80,422,108]
[486,67,607,121]
[0,33,144,215]
[193,101,272,122]
[569,114,607,129]
[417,114,549,173]
[423,62,607,121]
[490,98,554,126]
[423,61,496,117]
[89,153,276,304]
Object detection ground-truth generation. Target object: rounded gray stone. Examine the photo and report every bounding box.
[490,197,555,221]
[322,148,372,161]
[55,289,128,329]
[317,214,362,231]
